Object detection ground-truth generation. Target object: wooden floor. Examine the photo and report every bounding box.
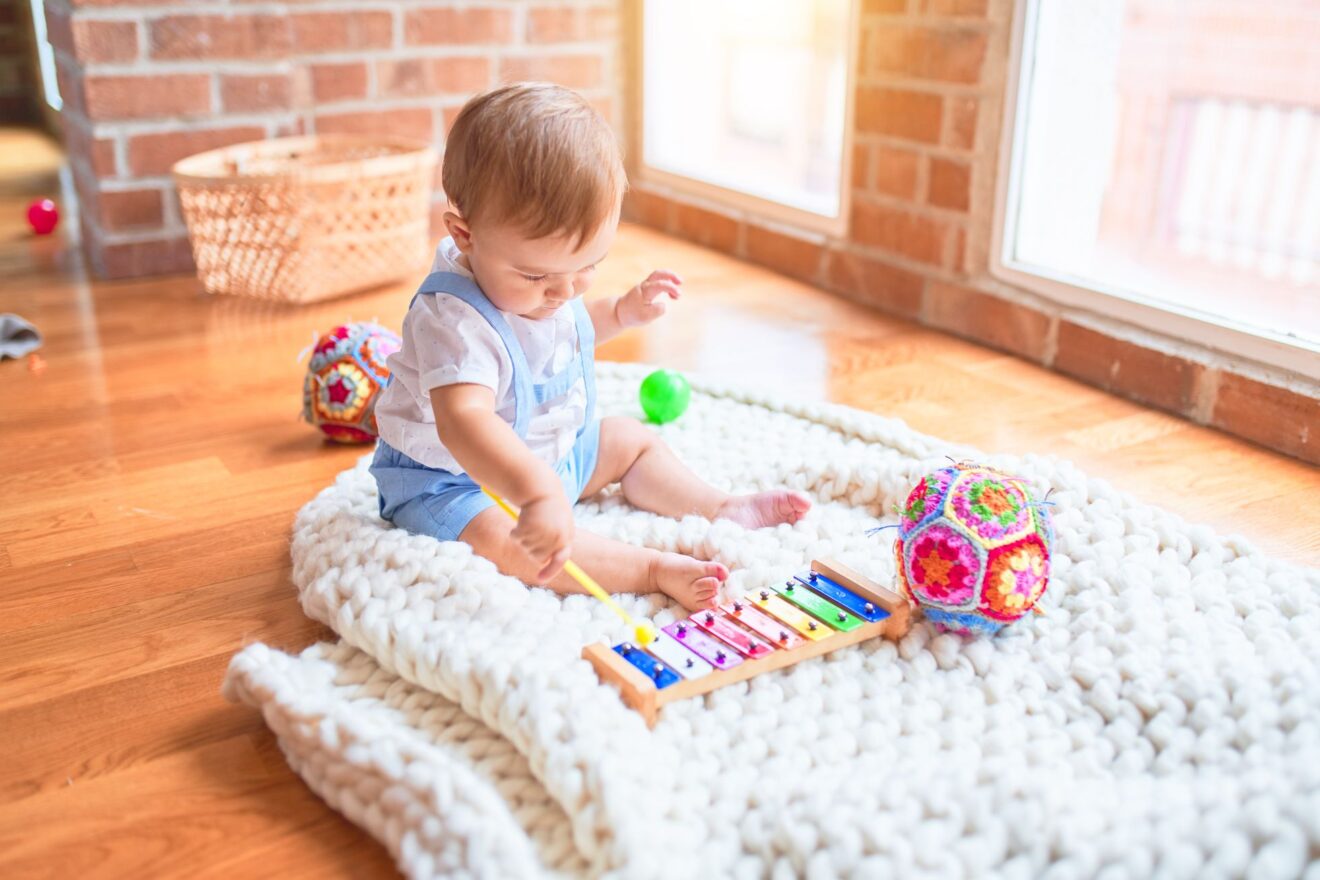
[1,126,1316,878]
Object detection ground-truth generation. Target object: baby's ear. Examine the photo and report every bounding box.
[443,210,473,250]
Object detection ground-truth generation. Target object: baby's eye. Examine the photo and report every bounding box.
[520,272,547,282]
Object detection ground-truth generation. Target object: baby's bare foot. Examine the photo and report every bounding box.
[715,490,812,529]
[651,552,728,612]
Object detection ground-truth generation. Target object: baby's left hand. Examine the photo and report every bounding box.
[616,270,682,328]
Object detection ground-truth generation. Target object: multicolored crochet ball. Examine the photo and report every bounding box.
[894,462,1052,636]
[302,322,400,444]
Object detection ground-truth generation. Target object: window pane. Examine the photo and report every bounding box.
[29,0,63,110]
[642,0,850,218]
[1010,0,1320,345]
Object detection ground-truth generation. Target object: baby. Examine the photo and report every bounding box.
[372,83,811,611]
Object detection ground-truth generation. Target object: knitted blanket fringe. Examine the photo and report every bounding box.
[224,362,1320,880]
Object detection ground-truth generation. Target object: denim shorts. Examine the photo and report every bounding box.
[370,419,602,542]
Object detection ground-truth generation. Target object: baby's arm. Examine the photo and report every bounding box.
[588,270,683,343]
[431,384,573,580]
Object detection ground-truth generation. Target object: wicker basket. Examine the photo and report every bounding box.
[173,135,438,303]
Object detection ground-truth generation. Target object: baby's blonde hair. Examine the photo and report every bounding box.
[442,82,627,247]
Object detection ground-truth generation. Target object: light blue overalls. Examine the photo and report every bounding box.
[370,271,600,542]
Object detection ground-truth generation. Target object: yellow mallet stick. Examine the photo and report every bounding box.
[481,487,656,646]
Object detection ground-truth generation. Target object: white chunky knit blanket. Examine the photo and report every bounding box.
[224,363,1320,879]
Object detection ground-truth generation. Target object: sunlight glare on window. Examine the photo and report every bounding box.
[642,0,850,218]
[1008,0,1319,346]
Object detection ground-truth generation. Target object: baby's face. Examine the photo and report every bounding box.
[460,212,618,320]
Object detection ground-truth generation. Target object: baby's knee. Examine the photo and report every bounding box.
[601,415,658,458]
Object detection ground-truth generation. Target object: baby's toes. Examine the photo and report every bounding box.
[779,491,811,523]
[694,575,722,594]
[702,562,729,583]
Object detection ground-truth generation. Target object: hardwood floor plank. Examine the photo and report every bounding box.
[0,734,391,879]
[0,571,317,711]
[0,459,232,522]
[3,460,354,567]
[1063,410,1190,453]
[0,547,143,635]
[0,655,272,803]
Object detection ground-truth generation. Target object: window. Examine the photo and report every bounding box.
[29,0,62,111]
[996,0,1320,371]
[639,0,855,233]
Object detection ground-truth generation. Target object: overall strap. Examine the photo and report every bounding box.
[533,356,582,405]
[523,298,594,409]
[569,298,596,430]
[412,271,534,437]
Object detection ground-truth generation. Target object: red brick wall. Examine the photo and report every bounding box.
[624,0,1319,464]
[47,0,622,279]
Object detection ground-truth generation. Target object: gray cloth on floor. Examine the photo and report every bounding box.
[0,314,42,359]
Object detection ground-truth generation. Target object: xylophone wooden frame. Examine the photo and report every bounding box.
[583,558,912,727]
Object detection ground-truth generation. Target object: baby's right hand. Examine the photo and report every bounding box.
[511,494,574,582]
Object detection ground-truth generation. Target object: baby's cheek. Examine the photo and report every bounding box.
[575,268,599,296]
[490,283,537,313]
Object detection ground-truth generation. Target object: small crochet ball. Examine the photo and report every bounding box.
[302,322,400,444]
[894,462,1053,636]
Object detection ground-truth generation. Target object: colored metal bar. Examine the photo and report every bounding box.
[644,631,715,679]
[720,600,806,650]
[771,579,863,632]
[662,620,743,669]
[745,589,832,640]
[613,643,681,688]
[794,571,891,623]
[690,610,777,658]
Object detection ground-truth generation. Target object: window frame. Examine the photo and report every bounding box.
[990,0,1320,376]
[629,0,861,238]
[29,0,63,111]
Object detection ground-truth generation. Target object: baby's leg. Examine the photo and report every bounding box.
[459,506,727,611]
[583,416,812,528]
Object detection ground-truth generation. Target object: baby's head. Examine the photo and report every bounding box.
[441,82,626,319]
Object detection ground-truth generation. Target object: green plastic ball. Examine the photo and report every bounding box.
[639,369,690,424]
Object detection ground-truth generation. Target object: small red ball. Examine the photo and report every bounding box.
[27,199,59,236]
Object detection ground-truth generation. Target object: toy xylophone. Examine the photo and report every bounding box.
[583,559,912,726]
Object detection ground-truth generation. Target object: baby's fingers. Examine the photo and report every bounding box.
[640,280,681,303]
[520,530,560,561]
[646,269,682,286]
[537,545,571,582]
[511,524,548,556]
